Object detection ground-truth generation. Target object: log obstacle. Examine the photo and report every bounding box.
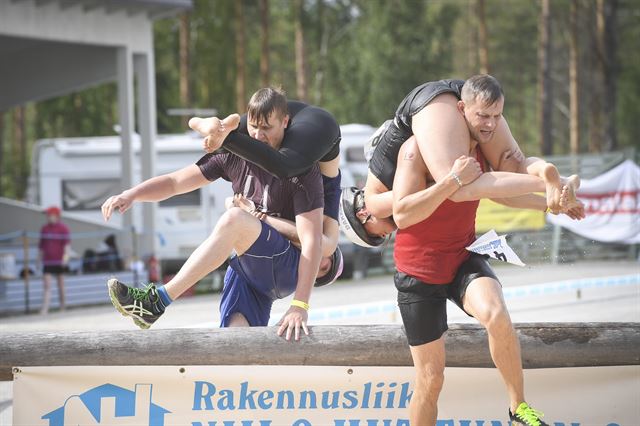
[1,322,638,381]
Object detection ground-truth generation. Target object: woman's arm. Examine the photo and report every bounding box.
[363,171,394,219]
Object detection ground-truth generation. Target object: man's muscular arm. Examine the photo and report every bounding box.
[276,207,323,341]
[476,116,583,214]
[102,164,209,221]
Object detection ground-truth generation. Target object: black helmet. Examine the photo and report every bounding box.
[338,187,385,248]
[314,246,344,287]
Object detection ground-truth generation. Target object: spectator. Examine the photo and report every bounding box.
[82,234,123,273]
[98,234,123,272]
[38,206,70,314]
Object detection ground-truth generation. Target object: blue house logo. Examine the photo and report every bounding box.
[42,383,170,426]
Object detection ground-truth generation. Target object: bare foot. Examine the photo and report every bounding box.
[558,175,585,219]
[542,163,562,214]
[189,113,240,135]
[189,116,220,136]
[560,174,582,212]
[190,114,241,153]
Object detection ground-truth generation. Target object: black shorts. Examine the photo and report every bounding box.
[369,79,465,190]
[395,253,499,346]
[43,264,66,275]
[368,120,411,190]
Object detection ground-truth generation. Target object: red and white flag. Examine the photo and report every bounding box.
[547,159,640,244]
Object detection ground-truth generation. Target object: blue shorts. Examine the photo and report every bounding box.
[219,221,301,327]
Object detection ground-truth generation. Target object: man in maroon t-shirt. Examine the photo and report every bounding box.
[103,88,330,341]
[38,206,70,314]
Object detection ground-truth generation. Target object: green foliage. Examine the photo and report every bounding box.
[262,0,296,95]
[34,84,118,137]
[2,0,639,199]
[189,0,237,115]
[484,0,539,155]
[616,0,640,149]
[322,0,460,125]
[154,17,182,133]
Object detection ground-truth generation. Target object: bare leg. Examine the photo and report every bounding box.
[411,97,545,202]
[189,113,240,136]
[40,274,51,315]
[561,174,582,211]
[56,274,66,311]
[164,208,262,300]
[463,277,524,413]
[523,157,584,215]
[412,94,476,183]
[228,312,250,327]
[408,337,446,426]
[189,114,241,152]
[318,156,340,178]
[540,163,564,214]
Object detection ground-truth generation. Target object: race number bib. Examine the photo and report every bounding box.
[466,229,525,267]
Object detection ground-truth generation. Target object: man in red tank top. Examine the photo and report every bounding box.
[338,75,585,425]
[392,76,562,426]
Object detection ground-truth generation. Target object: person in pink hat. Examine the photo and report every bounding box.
[38,206,70,314]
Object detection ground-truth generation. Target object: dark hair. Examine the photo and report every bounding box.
[461,74,504,106]
[247,87,289,125]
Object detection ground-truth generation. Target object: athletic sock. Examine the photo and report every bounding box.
[156,285,173,308]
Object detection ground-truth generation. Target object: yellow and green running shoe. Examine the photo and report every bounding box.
[509,402,549,426]
[107,279,165,329]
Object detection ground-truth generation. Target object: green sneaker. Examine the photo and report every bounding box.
[509,402,549,426]
[107,278,165,329]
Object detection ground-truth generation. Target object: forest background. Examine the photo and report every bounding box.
[0,0,637,200]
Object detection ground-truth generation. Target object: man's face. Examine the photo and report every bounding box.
[247,111,289,150]
[459,96,504,144]
[47,213,59,224]
[356,208,397,239]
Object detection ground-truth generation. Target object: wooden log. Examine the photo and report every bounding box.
[0,322,637,381]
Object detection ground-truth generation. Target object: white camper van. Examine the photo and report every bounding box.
[27,133,233,265]
[339,123,376,190]
[335,123,383,278]
[27,124,381,278]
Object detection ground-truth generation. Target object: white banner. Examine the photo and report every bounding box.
[547,159,640,243]
[13,365,639,425]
